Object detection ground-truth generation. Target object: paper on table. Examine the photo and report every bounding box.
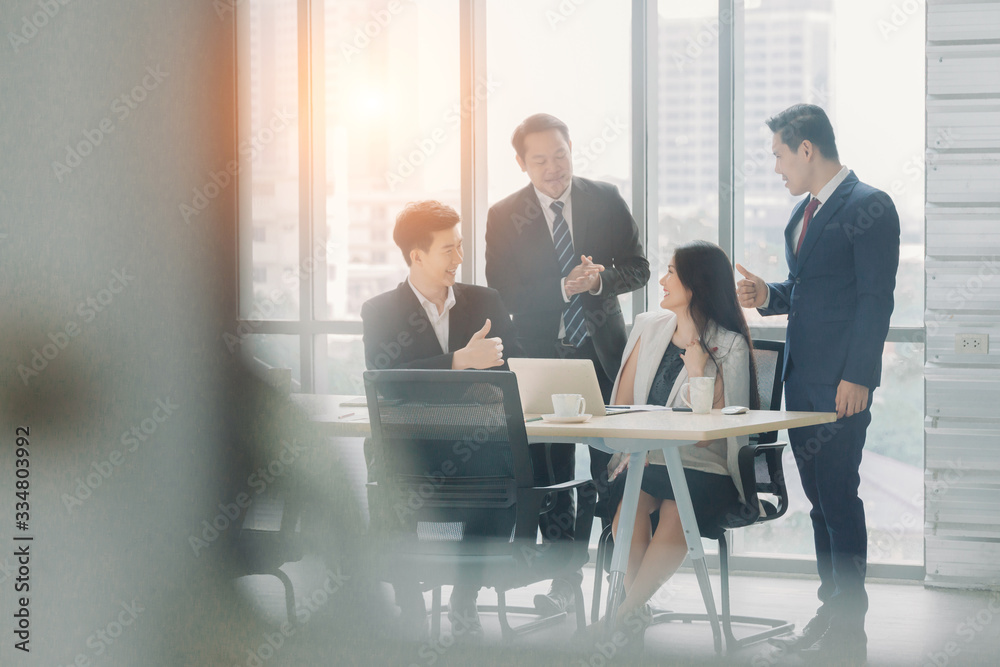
[604,404,673,414]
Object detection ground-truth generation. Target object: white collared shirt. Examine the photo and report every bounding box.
[407,278,456,353]
[790,165,850,254]
[533,182,602,339]
[763,165,849,309]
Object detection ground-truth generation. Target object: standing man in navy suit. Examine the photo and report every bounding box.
[737,104,899,663]
[486,113,649,615]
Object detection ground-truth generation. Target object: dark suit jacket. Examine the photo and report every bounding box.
[360,281,520,371]
[484,176,649,379]
[761,171,899,389]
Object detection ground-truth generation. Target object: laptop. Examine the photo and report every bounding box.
[508,358,621,417]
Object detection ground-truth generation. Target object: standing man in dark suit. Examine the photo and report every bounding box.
[485,113,650,615]
[736,104,899,664]
[361,200,519,640]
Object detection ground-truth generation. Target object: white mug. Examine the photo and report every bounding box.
[680,377,715,414]
[552,393,586,418]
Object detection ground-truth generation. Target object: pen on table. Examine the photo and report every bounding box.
[525,416,543,423]
[338,412,355,419]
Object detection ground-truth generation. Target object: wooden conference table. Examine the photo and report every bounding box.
[292,394,835,653]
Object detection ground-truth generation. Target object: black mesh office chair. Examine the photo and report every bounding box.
[364,369,596,640]
[591,339,793,652]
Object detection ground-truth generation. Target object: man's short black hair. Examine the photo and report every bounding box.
[766,104,839,161]
[392,200,460,266]
[511,113,571,160]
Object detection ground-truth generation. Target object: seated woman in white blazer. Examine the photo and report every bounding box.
[603,240,759,638]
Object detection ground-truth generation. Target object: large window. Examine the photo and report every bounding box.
[239,0,926,570]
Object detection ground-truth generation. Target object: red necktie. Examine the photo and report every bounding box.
[796,197,820,255]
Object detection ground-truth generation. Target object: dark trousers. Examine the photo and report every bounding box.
[785,373,871,632]
[524,337,616,590]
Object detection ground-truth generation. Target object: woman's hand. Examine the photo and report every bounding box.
[679,336,711,378]
[607,452,649,482]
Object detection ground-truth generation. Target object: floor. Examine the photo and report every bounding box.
[235,554,1000,666]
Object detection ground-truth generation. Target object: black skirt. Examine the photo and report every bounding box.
[608,464,739,534]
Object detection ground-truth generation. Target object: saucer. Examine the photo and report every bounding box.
[541,413,592,424]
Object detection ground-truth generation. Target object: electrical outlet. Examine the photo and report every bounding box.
[955,333,989,355]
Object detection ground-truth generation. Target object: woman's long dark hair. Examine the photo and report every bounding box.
[672,240,760,410]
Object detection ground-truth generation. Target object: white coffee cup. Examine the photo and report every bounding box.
[552,393,586,418]
[680,377,715,414]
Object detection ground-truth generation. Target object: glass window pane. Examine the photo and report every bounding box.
[326,334,366,396]
[655,0,719,309]
[242,334,302,393]
[741,0,924,329]
[484,0,633,317]
[323,0,461,320]
[740,343,924,564]
[246,0,300,320]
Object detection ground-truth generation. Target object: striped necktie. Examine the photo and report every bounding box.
[550,201,589,347]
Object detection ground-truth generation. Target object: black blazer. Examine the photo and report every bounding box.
[484,176,649,379]
[761,171,899,389]
[360,281,520,370]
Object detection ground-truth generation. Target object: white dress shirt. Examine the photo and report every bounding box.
[407,278,456,353]
[533,183,603,339]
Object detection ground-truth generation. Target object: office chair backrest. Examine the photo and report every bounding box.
[749,339,785,446]
[364,369,533,549]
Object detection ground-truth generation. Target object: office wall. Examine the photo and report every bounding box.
[925,0,1000,589]
[0,0,244,663]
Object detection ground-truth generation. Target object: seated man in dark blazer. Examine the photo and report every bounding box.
[361,200,519,640]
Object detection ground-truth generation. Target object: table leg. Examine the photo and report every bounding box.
[661,446,722,654]
[603,445,646,629]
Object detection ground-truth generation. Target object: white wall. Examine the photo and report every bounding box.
[925,0,1000,589]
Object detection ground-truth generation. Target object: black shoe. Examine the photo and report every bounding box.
[768,614,831,652]
[800,626,867,665]
[533,580,575,617]
[447,589,484,641]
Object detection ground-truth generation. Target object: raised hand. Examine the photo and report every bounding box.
[679,335,710,378]
[735,263,768,309]
[452,319,505,369]
[565,255,605,296]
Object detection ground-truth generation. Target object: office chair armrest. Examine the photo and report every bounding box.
[535,479,598,493]
[747,441,787,453]
[515,480,598,553]
[745,440,790,520]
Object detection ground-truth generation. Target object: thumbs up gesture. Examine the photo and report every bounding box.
[735,263,768,309]
[452,319,505,369]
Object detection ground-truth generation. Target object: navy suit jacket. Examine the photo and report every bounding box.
[360,281,520,371]
[484,176,649,380]
[760,171,899,389]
